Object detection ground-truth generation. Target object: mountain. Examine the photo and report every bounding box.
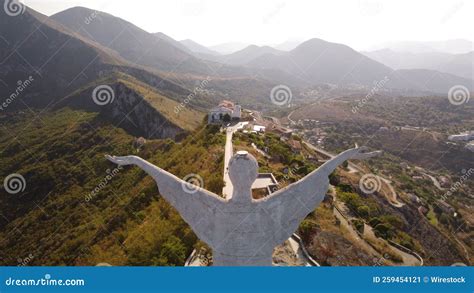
[209,42,250,54]
[0,5,127,107]
[0,5,208,140]
[180,39,220,56]
[437,52,474,80]
[364,49,453,70]
[364,49,474,80]
[218,45,285,66]
[50,7,472,97]
[52,7,210,75]
[51,7,300,106]
[392,69,474,94]
[243,38,473,93]
[248,38,395,86]
[153,32,192,54]
[274,40,302,51]
[369,39,474,54]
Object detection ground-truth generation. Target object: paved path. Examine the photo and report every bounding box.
[222,123,246,198]
[379,177,404,208]
[364,225,421,266]
[421,172,444,191]
[222,129,234,198]
[251,143,270,158]
[287,110,296,124]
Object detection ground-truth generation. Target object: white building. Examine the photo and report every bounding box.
[253,125,266,133]
[208,100,241,124]
[448,131,474,142]
[466,141,474,152]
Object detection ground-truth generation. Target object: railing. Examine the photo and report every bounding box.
[290,233,321,267]
[184,249,198,267]
[388,240,424,266]
[335,203,424,266]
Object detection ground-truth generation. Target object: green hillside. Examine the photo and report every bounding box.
[0,109,224,266]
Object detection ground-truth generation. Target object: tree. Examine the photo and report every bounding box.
[156,236,187,266]
[352,219,365,234]
[357,205,370,219]
[299,219,318,242]
[374,223,393,239]
[223,114,231,123]
[342,161,349,169]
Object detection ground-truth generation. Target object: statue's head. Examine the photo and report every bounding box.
[228,151,258,202]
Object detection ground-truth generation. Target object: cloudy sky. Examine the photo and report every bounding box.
[25,0,473,50]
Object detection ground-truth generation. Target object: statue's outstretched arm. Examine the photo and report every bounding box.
[313,146,381,178]
[106,155,225,246]
[258,146,381,245]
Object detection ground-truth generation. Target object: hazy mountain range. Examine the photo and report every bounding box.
[179,37,473,93]
[368,39,473,54]
[1,4,473,123]
[363,49,473,80]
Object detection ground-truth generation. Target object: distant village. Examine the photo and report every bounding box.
[208,100,294,137]
[448,131,474,151]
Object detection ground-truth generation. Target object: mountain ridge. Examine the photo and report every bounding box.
[364,49,474,80]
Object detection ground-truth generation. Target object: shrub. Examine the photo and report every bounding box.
[299,219,318,242]
[357,205,370,219]
[352,219,365,234]
[374,223,393,239]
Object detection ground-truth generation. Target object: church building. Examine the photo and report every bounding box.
[208,100,241,124]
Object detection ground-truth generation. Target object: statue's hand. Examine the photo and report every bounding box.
[349,146,382,160]
[105,155,137,166]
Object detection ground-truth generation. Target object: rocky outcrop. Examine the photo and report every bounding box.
[58,81,187,140]
[307,230,374,266]
[102,82,185,139]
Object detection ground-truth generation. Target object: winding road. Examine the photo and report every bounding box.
[304,141,404,207]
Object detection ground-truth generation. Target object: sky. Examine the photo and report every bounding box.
[25,0,473,50]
